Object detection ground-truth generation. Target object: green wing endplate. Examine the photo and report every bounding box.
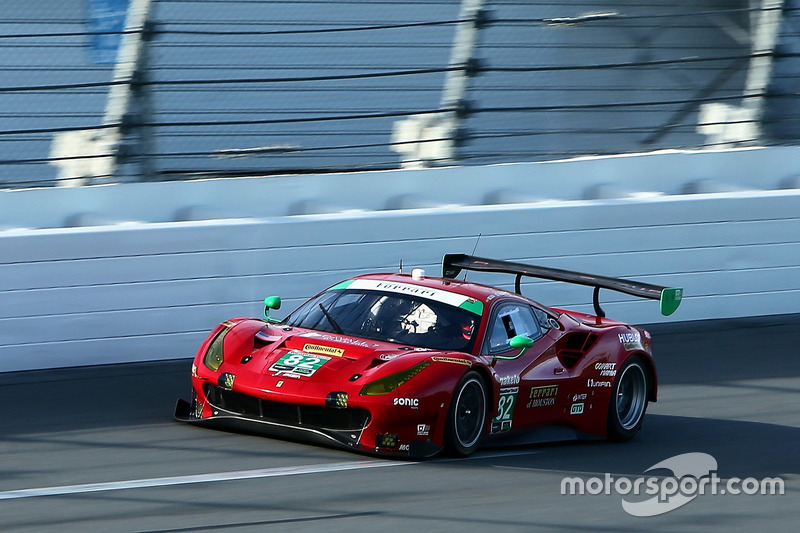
[659,288,683,316]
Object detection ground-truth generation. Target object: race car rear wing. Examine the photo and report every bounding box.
[442,254,682,317]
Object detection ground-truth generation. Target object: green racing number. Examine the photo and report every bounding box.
[270,352,330,376]
[491,387,518,433]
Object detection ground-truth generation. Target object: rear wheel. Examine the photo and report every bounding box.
[444,371,487,457]
[607,356,649,442]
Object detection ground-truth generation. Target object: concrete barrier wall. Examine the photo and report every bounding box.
[3,146,800,228]
[2,149,800,372]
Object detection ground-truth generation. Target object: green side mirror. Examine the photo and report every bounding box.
[264,296,282,321]
[494,335,535,360]
[509,335,534,350]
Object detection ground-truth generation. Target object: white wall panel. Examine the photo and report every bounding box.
[2,153,800,372]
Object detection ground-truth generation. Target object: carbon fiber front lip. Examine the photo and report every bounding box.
[174,398,365,451]
[174,398,442,458]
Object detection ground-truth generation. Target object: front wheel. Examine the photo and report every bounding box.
[607,356,650,442]
[444,371,487,457]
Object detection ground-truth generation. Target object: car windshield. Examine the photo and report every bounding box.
[286,288,481,352]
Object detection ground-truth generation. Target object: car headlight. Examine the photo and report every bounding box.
[203,328,229,371]
[359,361,431,396]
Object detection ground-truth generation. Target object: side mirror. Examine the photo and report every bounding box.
[264,296,282,321]
[493,335,534,360]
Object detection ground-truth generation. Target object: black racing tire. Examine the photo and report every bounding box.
[444,371,488,457]
[607,355,650,442]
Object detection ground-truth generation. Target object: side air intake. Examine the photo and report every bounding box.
[557,332,598,368]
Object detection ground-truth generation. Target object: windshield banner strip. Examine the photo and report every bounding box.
[337,279,484,315]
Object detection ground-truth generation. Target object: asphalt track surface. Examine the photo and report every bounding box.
[1,315,798,532]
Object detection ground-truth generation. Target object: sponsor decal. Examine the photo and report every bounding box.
[302,343,345,357]
[499,374,520,386]
[393,397,419,407]
[269,352,330,377]
[303,333,371,347]
[526,384,558,408]
[573,393,587,402]
[417,424,431,436]
[618,331,643,350]
[340,279,484,315]
[588,378,612,388]
[399,444,410,451]
[570,402,584,415]
[276,380,284,388]
[491,420,513,434]
[595,362,617,377]
[529,384,559,399]
[529,397,556,408]
[430,356,472,366]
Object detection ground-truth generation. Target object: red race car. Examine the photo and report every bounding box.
[175,254,682,458]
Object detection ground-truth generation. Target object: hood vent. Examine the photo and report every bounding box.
[365,358,388,370]
[254,329,282,350]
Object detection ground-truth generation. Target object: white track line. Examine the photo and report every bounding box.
[0,460,409,501]
[0,449,537,501]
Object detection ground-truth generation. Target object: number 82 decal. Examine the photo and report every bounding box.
[270,352,331,376]
[493,387,519,424]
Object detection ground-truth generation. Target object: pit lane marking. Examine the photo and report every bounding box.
[0,450,538,501]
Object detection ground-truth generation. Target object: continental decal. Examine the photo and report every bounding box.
[302,343,345,357]
[430,356,472,366]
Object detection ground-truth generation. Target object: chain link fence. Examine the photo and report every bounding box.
[2,0,798,187]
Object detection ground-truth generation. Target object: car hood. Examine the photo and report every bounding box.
[217,322,459,395]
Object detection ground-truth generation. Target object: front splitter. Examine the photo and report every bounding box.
[174,398,441,459]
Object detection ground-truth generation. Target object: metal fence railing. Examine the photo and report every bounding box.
[1,0,798,187]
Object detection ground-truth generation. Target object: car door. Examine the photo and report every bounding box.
[482,300,568,435]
